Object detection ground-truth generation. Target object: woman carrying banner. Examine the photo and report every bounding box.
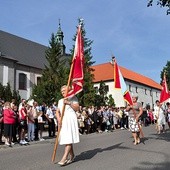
[126,95,143,145]
[56,85,80,166]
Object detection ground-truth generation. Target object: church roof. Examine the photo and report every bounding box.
[0,30,48,69]
[91,62,161,90]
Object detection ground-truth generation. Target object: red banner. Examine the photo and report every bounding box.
[67,25,84,98]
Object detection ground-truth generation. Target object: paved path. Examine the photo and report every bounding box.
[0,124,170,170]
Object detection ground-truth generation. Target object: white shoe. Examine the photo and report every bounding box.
[23,140,28,144]
[20,140,24,145]
[5,142,10,146]
[40,138,45,141]
[11,142,15,145]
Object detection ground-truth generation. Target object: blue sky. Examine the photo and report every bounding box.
[1,0,170,83]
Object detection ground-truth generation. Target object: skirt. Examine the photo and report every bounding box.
[128,117,140,132]
[4,124,15,137]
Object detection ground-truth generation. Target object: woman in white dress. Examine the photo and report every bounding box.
[56,85,80,166]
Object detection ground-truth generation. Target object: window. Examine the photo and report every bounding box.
[150,90,152,96]
[94,86,98,93]
[19,73,27,90]
[129,85,132,92]
[136,87,138,93]
[37,77,41,85]
[145,89,147,95]
[104,85,109,92]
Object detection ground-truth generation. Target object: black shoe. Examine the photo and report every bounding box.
[0,141,5,145]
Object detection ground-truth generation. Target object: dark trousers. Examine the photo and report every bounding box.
[48,119,55,137]
[0,123,3,142]
[34,118,39,140]
[12,123,18,142]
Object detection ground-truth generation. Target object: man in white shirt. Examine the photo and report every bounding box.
[154,100,166,134]
[46,104,55,137]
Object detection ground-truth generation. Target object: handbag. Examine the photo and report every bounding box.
[79,120,85,128]
[106,120,111,126]
[20,120,25,126]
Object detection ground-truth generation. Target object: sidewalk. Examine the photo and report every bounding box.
[0,131,57,149]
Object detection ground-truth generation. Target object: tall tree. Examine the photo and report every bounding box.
[0,83,21,104]
[0,83,4,100]
[12,90,21,106]
[98,81,108,106]
[32,33,68,105]
[160,60,170,90]
[70,20,96,107]
[4,83,12,102]
[107,94,115,107]
[147,0,170,14]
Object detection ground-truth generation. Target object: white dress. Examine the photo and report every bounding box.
[58,96,80,145]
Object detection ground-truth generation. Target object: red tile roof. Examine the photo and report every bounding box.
[91,62,161,90]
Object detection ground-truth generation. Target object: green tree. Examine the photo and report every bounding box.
[32,33,68,105]
[0,83,21,104]
[12,90,21,106]
[160,60,170,89]
[70,20,96,107]
[4,83,12,102]
[148,0,170,14]
[0,83,4,99]
[107,94,115,107]
[98,81,108,106]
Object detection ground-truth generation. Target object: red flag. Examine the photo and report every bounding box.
[66,25,84,98]
[114,59,133,105]
[160,73,169,103]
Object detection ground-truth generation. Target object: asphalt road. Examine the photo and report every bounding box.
[0,124,170,170]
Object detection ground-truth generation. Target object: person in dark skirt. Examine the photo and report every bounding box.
[3,102,16,147]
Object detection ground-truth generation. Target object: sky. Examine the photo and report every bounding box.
[1,0,170,83]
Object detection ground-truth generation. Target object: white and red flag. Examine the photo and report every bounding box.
[160,73,169,103]
[52,24,84,162]
[113,59,133,106]
[66,25,84,98]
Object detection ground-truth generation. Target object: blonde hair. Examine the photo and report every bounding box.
[61,85,71,91]
[4,102,11,108]
[61,85,67,91]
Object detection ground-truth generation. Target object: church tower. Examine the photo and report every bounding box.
[56,19,66,55]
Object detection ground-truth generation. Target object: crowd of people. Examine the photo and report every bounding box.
[0,98,57,147]
[0,96,170,148]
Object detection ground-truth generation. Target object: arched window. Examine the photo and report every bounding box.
[19,73,27,90]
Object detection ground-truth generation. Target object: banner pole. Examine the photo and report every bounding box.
[51,25,82,163]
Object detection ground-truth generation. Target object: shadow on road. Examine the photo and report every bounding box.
[131,160,170,170]
[75,142,128,162]
[148,128,170,142]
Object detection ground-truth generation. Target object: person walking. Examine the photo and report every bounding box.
[126,95,143,145]
[56,85,80,166]
[154,100,166,134]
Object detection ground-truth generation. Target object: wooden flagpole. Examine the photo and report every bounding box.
[51,23,82,163]
[51,55,74,163]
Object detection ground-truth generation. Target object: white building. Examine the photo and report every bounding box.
[91,62,161,108]
[0,23,70,100]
